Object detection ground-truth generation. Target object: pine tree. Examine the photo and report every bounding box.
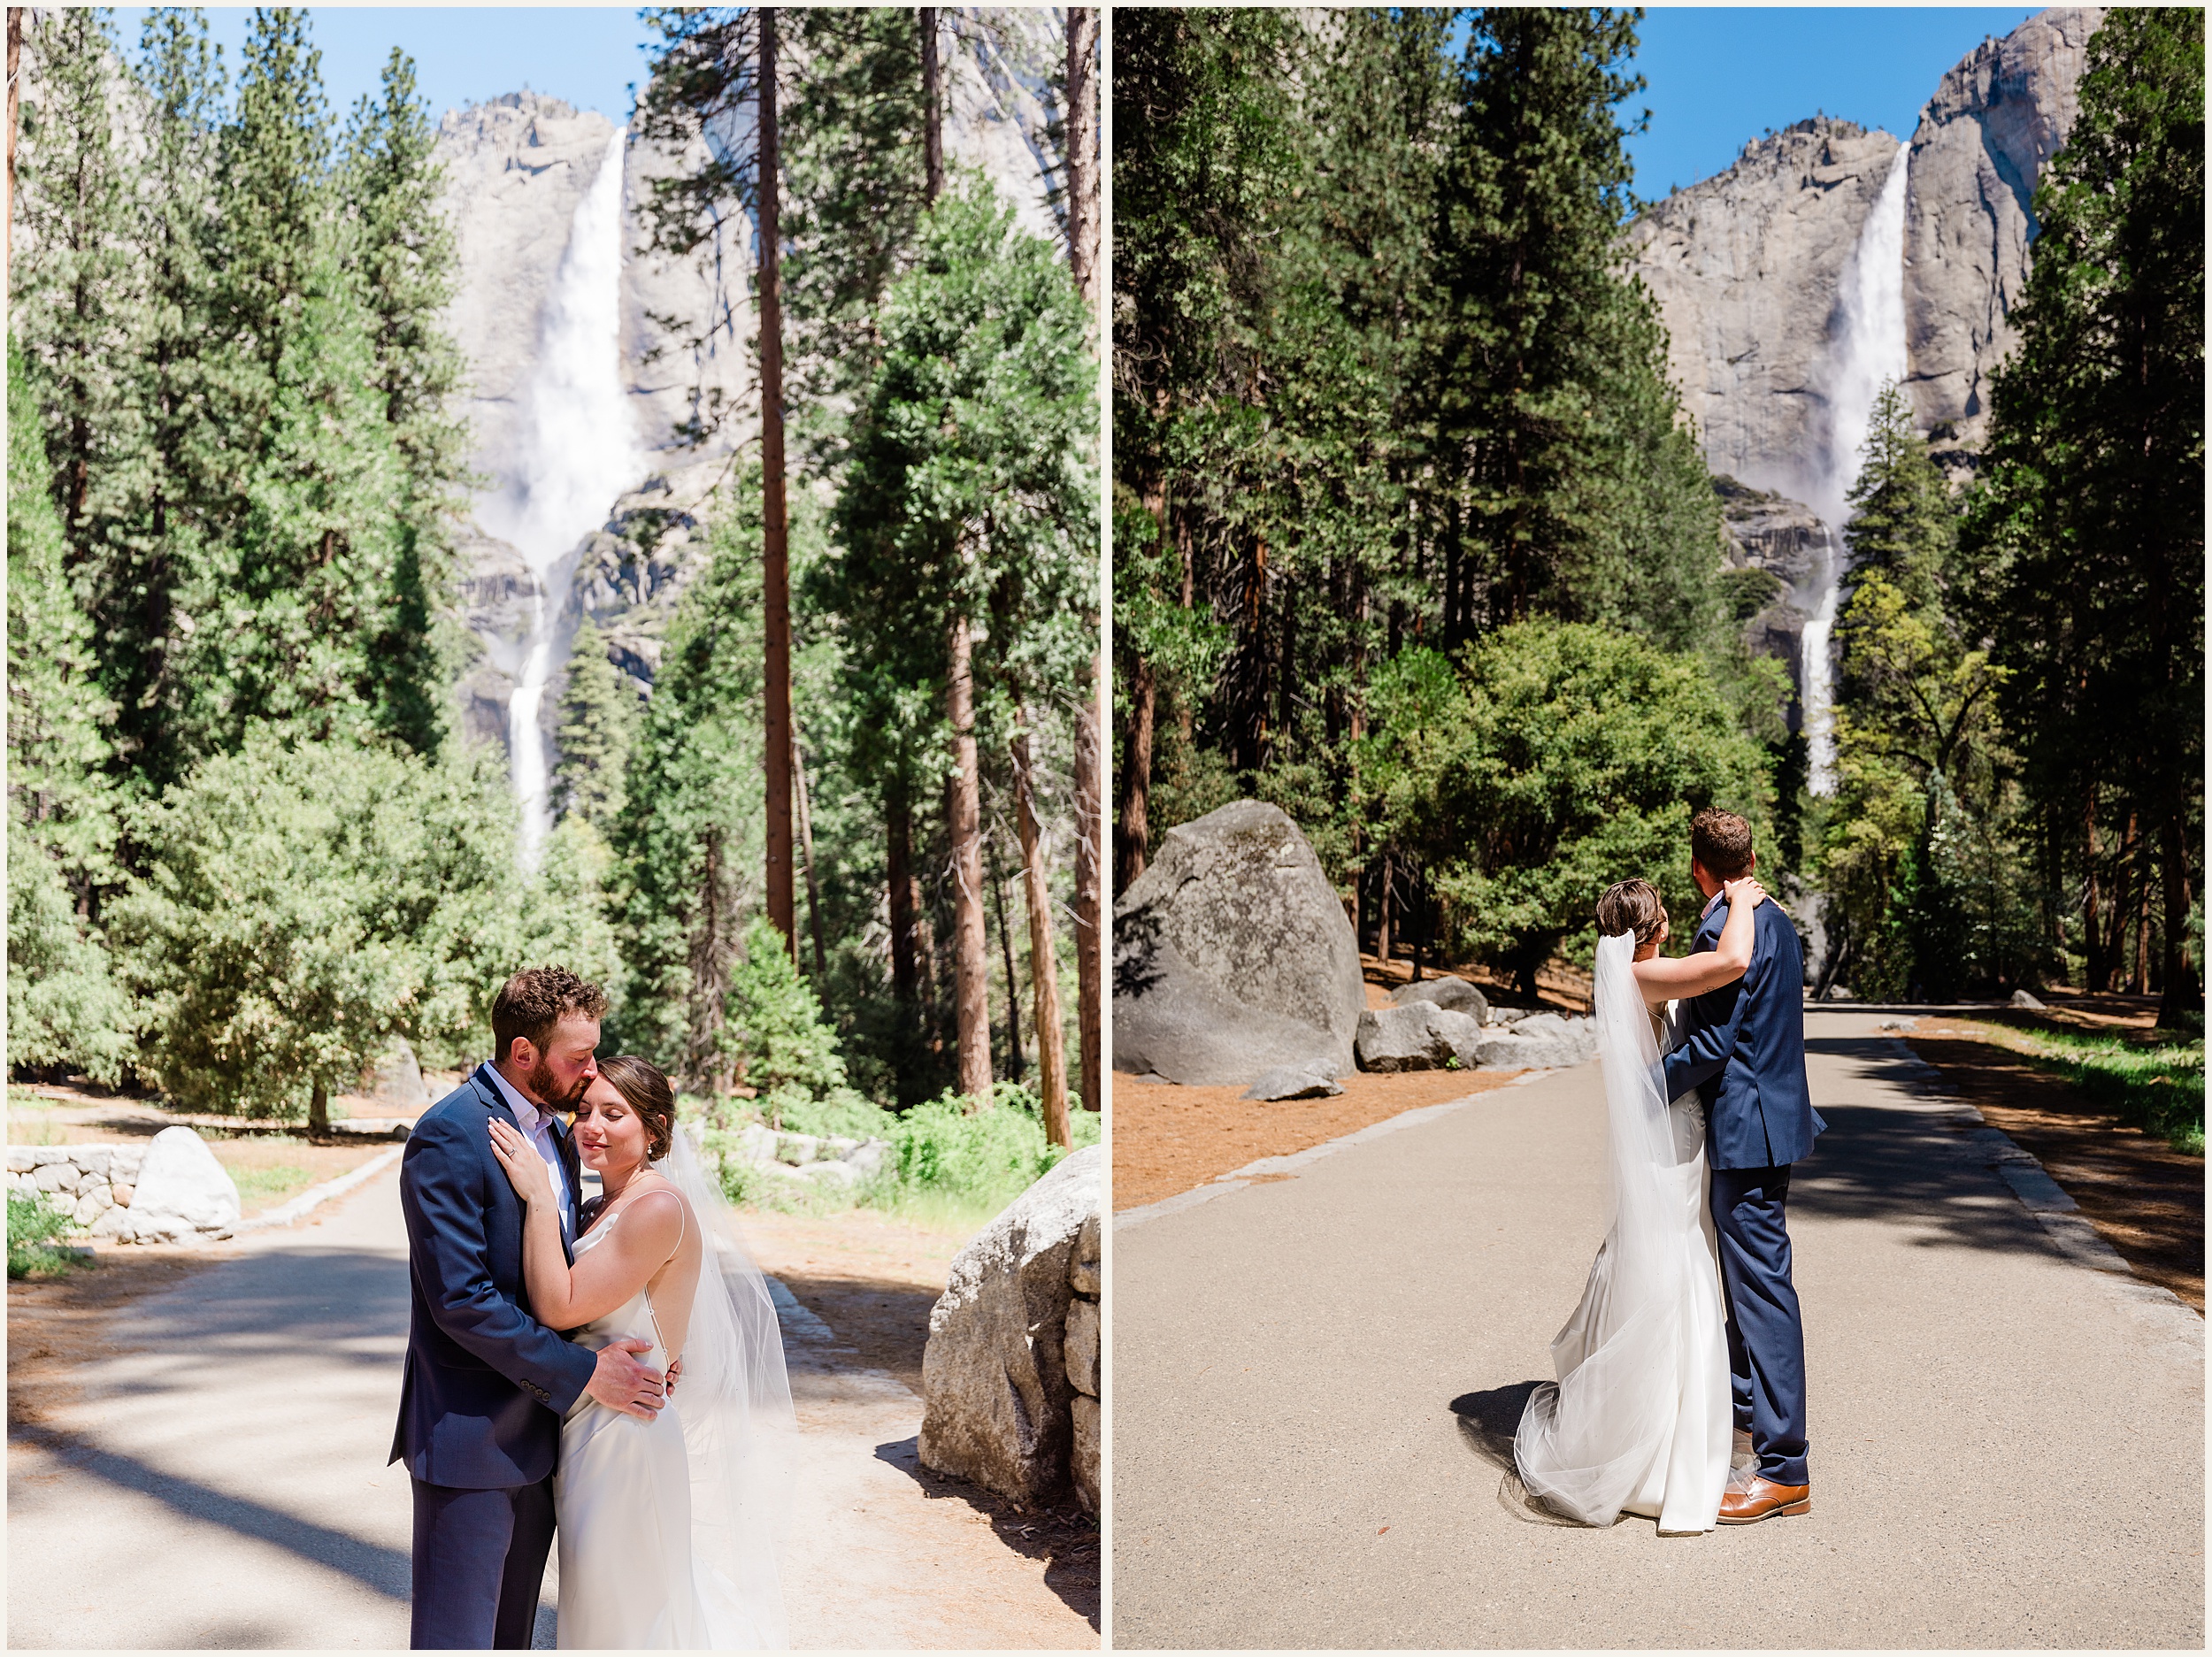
[173,9,409,765]
[1962,6,2204,1020]
[553,618,640,834]
[8,341,134,1084]
[110,7,227,789]
[340,46,470,756]
[10,7,141,621]
[1844,380,1955,615]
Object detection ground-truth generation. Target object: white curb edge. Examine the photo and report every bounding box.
[1883,1033,2203,1357]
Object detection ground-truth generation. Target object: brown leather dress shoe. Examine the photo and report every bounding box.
[1717,1475,1811,1524]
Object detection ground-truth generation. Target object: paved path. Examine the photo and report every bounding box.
[1111,1009,2203,1650]
[8,1163,1091,1649]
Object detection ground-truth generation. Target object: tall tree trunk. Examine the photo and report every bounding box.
[920,7,943,205]
[693,826,733,1093]
[1116,656,1154,894]
[1376,847,1396,963]
[310,1082,330,1139]
[1071,646,1104,1117]
[759,10,795,956]
[2081,792,2105,992]
[1064,7,1098,317]
[888,781,918,1009]
[2158,804,2197,1027]
[1011,720,1070,1146]
[792,725,827,982]
[989,838,1024,1081]
[947,615,992,1106]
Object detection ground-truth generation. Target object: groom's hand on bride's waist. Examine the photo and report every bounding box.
[584,1336,666,1420]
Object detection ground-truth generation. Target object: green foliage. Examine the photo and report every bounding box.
[8,1190,86,1279]
[553,618,640,833]
[1975,1022,2205,1155]
[1960,6,2202,1017]
[1363,622,1774,996]
[887,1083,1099,1206]
[106,733,571,1116]
[1111,7,1742,914]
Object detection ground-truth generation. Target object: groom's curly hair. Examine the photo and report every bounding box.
[491,967,608,1063]
[1597,879,1668,946]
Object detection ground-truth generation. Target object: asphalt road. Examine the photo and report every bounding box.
[1110,1009,2203,1650]
[8,1162,1092,1649]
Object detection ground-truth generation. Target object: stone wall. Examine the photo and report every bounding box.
[7,1145,145,1233]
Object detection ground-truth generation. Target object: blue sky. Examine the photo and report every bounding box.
[107,5,2043,197]
[1624,7,2043,198]
[111,7,661,127]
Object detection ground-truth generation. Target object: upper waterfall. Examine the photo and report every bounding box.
[472,126,643,864]
[1802,137,1910,795]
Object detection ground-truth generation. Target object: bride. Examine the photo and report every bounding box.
[488,1055,794,1648]
[1513,873,1765,1533]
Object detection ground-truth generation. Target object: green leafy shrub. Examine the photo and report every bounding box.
[887,1082,1100,1207]
[8,1189,85,1278]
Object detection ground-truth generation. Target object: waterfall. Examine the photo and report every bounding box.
[476,127,641,866]
[1803,137,1910,794]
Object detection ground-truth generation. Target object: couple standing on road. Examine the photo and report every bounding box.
[388,968,793,1649]
[1516,806,1825,1533]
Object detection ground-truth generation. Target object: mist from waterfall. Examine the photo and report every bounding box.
[476,127,641,866]
[1802,138,1910,794]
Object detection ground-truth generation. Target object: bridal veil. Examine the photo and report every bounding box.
[659,1124,798,1646]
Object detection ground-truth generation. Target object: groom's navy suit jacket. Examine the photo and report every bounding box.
[388,1064,599,1489]
[1661,896,1826,1170]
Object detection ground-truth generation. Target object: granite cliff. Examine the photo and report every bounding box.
[1628,6,2105,739]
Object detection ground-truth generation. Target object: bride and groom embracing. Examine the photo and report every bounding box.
[389,967,795,1650]
[1516,808,1826,1534]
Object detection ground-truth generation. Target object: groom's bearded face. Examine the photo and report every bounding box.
[520,1016,601,1110]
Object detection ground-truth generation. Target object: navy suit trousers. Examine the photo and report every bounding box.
[1709,1163,1811,1486]
[410,1476,556,1650]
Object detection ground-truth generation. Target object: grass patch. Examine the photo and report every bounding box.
[8,1190,88,1278]
[227,1162,319,1208]
[1968,1020,2204,1155]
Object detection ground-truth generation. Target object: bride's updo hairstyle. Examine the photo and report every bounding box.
[1597,878,1667,946]
[597,1055,677,1163]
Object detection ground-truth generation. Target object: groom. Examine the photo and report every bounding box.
[1661,809,1826,1525]
[389,967,667,1648]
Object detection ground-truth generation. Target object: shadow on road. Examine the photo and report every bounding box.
[872,1435,1101,1631]
[1789,1035,2062,1260]
[10,1417,412,1602]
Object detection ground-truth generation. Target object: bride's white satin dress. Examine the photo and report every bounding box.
[555,1206,766,1649]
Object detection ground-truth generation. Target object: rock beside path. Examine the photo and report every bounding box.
[110,1127,239,1242]
[1241,1067,1345,1102]
[1112,802,1365,1087]
[1356,1003,1480,1073]
[920,1146,1102,1510]
[1390,977,1490,1024]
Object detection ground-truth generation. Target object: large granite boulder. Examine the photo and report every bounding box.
[919,1146,1102,1511]
[1240,1067,1344,1102]
[1391,976,1490,1024]
[119,1127,240,1242]
[1112,802,1364,1086]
